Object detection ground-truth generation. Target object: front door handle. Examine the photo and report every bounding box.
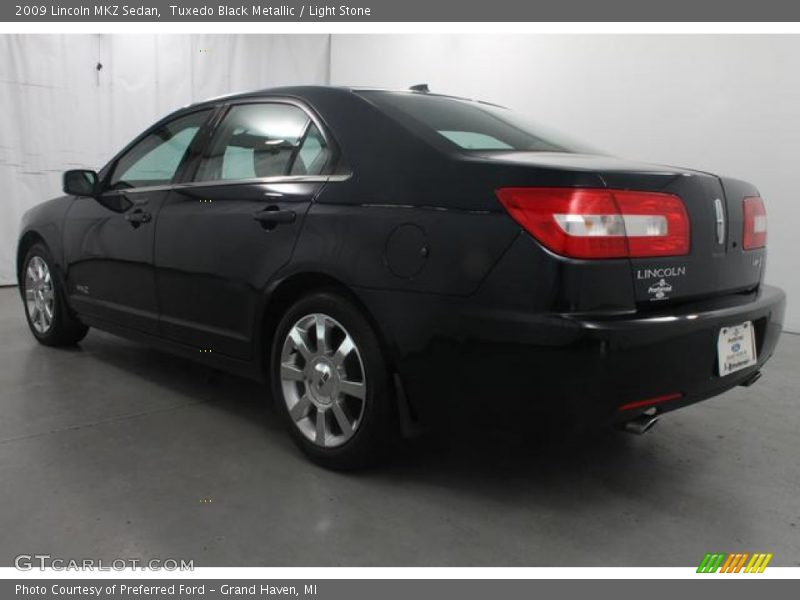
[125,209,152,228]
[253,207,296,229]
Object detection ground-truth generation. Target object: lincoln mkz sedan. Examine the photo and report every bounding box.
[18,85,786,468]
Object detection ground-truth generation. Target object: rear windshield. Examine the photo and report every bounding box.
[360,91,594,153]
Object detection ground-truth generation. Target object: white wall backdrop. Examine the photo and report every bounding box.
[0,34,330,286]
[331,35,800,331]
[2,34,798,331]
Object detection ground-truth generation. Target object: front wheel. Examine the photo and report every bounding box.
[21,243,88,346]
[271,291,397,470]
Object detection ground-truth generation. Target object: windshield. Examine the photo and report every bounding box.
[360,91,597,154]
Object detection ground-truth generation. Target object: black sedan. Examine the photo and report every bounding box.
[17,86,786,469]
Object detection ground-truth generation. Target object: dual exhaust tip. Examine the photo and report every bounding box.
[621,413,659,435]
[618,368,763,436]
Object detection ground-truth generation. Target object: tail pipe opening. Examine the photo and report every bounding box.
[621,413,660,435]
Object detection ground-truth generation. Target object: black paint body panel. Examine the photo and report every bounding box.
[17,86,786,432]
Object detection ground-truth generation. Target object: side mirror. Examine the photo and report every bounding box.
[63,169,99,196]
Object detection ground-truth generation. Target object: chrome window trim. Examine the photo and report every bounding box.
[101,174,352,196]
[178,174,352,189]
[100,96,350,194]
[102,186,173,196]
[191,96,342,184]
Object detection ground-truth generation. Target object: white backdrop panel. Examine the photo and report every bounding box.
[331,34,800,331]
[0,34,330,286]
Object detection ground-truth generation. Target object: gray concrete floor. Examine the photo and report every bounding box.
[0,286,798,567]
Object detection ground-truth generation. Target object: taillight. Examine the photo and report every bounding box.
[495,187,690,259]
[742,196,767,250]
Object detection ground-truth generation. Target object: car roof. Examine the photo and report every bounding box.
[185,85,498,110]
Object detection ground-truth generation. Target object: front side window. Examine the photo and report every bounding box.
[195,103,331,182]
[108,110,211,190]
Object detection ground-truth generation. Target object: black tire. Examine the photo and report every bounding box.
[20,243,88,347]
[270,290,397,470]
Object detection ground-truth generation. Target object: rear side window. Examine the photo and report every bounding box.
[109,110,211,189]
[195,103,330,182]
[290,124,330,175]
[361,91,594,153]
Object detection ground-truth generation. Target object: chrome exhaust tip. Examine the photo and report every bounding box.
[621,414,659,435]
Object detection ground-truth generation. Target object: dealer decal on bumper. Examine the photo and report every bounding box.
[717,322,757,376]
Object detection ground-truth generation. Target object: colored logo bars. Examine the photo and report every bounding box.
[697,553,773,573]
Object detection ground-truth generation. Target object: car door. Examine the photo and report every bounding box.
[62,108,214,334]
[154,100,335,359]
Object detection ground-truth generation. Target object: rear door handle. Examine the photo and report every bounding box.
[253,207,296,228]
[125,209,152,227]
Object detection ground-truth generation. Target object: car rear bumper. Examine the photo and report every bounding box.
[558,284,785,426]
[365,284,786,430]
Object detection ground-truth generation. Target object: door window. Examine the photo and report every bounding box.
[108,110,211,190]
[195,103,331,182]
[290,124,330,176]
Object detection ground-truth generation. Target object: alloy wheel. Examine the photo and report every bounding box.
[24,256,55,334]
[280,313,367,448]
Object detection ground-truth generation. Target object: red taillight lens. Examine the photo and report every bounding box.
[742,196,767,250]
[495,187,690,259]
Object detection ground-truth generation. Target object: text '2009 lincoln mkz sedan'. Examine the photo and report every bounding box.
[18,86,785,469]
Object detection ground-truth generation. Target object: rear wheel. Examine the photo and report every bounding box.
[271,291,397,470]
[21,243,88,346]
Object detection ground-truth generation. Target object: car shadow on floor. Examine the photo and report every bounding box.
[64,329,685,502]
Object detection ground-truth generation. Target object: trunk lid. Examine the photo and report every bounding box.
[478,152,766,307]
[599,168,765,307]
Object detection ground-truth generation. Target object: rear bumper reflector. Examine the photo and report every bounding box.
[618,392,683,411]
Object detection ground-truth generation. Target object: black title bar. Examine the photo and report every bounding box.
[5,0,800,22]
